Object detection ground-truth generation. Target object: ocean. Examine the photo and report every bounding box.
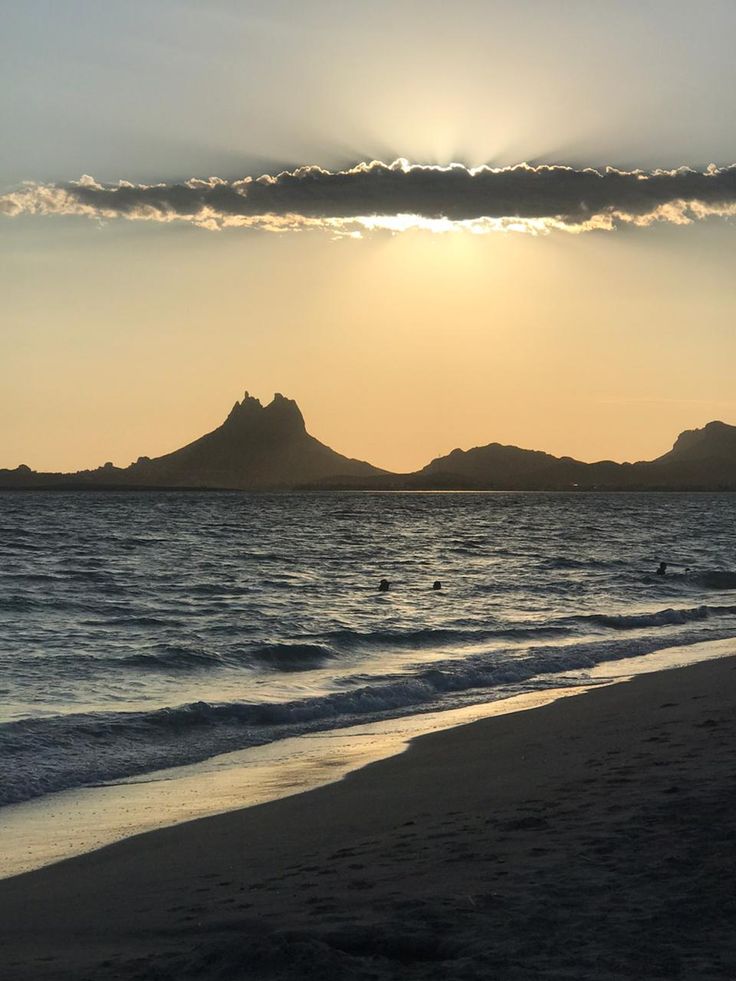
[2,490,735,809]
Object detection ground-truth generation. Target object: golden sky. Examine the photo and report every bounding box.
[2,215,735,473]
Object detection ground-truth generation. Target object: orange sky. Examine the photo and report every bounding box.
[2,216,735,473]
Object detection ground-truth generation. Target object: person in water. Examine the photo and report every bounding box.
[378,579,390,592]
[656,562,667,576]
[432,581,442,591]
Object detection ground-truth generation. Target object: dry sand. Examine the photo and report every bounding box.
[1,656,735,980]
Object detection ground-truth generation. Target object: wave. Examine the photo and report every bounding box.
[111,627,575,674]
[318,624,571,652]
[0,572,63,583]
[225,606,736,665]
[575,604,736,631]
[186,583,258,596]
[538,556,630,570]
[0,594,75,613]
[5,603,734,683]
[93,615,181,628]
[121,646,228,671]
[250,643,337,671]
[3,621,736,807]
[119,642,337,673]
[698,571,736,590]
[32,606,736,677]
[638,569,736,590]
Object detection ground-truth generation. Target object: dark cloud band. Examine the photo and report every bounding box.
[2,160,736,234]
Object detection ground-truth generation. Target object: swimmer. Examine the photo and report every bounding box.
[378,579,390,592]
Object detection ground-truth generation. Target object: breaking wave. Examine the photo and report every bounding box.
[3,613,736,806]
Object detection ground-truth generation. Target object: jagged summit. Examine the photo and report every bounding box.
[224,392,307,436]
[225,391,261,419]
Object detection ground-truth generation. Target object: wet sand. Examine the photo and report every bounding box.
[1,655,735,980]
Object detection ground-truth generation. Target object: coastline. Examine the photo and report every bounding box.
[0,686,593,881]
[2,636,733,881]
[2,652,735,979]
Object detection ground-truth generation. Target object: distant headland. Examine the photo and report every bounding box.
[2,391,736,491]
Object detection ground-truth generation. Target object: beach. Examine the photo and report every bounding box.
[1,655,735,980]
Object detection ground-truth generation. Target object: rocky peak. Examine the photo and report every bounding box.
[263,393,306,432]
[224,392,263,424]
[659,420,736,462]
[223,391,306,437]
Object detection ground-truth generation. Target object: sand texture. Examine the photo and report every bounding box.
[1,656,735,980]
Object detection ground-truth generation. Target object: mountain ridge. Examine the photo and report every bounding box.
[2,392,736,491]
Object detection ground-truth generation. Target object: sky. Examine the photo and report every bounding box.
[2,0,736,473]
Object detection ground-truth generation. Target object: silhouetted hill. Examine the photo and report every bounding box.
[397,421,736,490]
[1,398,735,491]
[408,443,580,489]
[655,420,736,465]
[0,393,386,490]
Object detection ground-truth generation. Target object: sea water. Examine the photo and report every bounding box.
[2,490,735,807]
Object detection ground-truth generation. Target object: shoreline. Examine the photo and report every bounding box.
[2,635,734,881]
[0,686,595,881]
[2,652,736,979]
[2,635,735,882]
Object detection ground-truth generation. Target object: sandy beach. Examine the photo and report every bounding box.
[1,654,735,980]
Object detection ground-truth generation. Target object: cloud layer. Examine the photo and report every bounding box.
[2,160,736,235]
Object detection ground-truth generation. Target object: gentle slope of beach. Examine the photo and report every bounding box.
[1,655,735,980]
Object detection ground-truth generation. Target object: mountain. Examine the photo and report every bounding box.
[636,420,736,490]
[0,393,386,490]
[399,421,736,491]
[1,395,735,491]
[407,443,584,490]
[655,420,736,465]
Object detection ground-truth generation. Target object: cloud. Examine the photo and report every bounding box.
[2,159,736,235]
